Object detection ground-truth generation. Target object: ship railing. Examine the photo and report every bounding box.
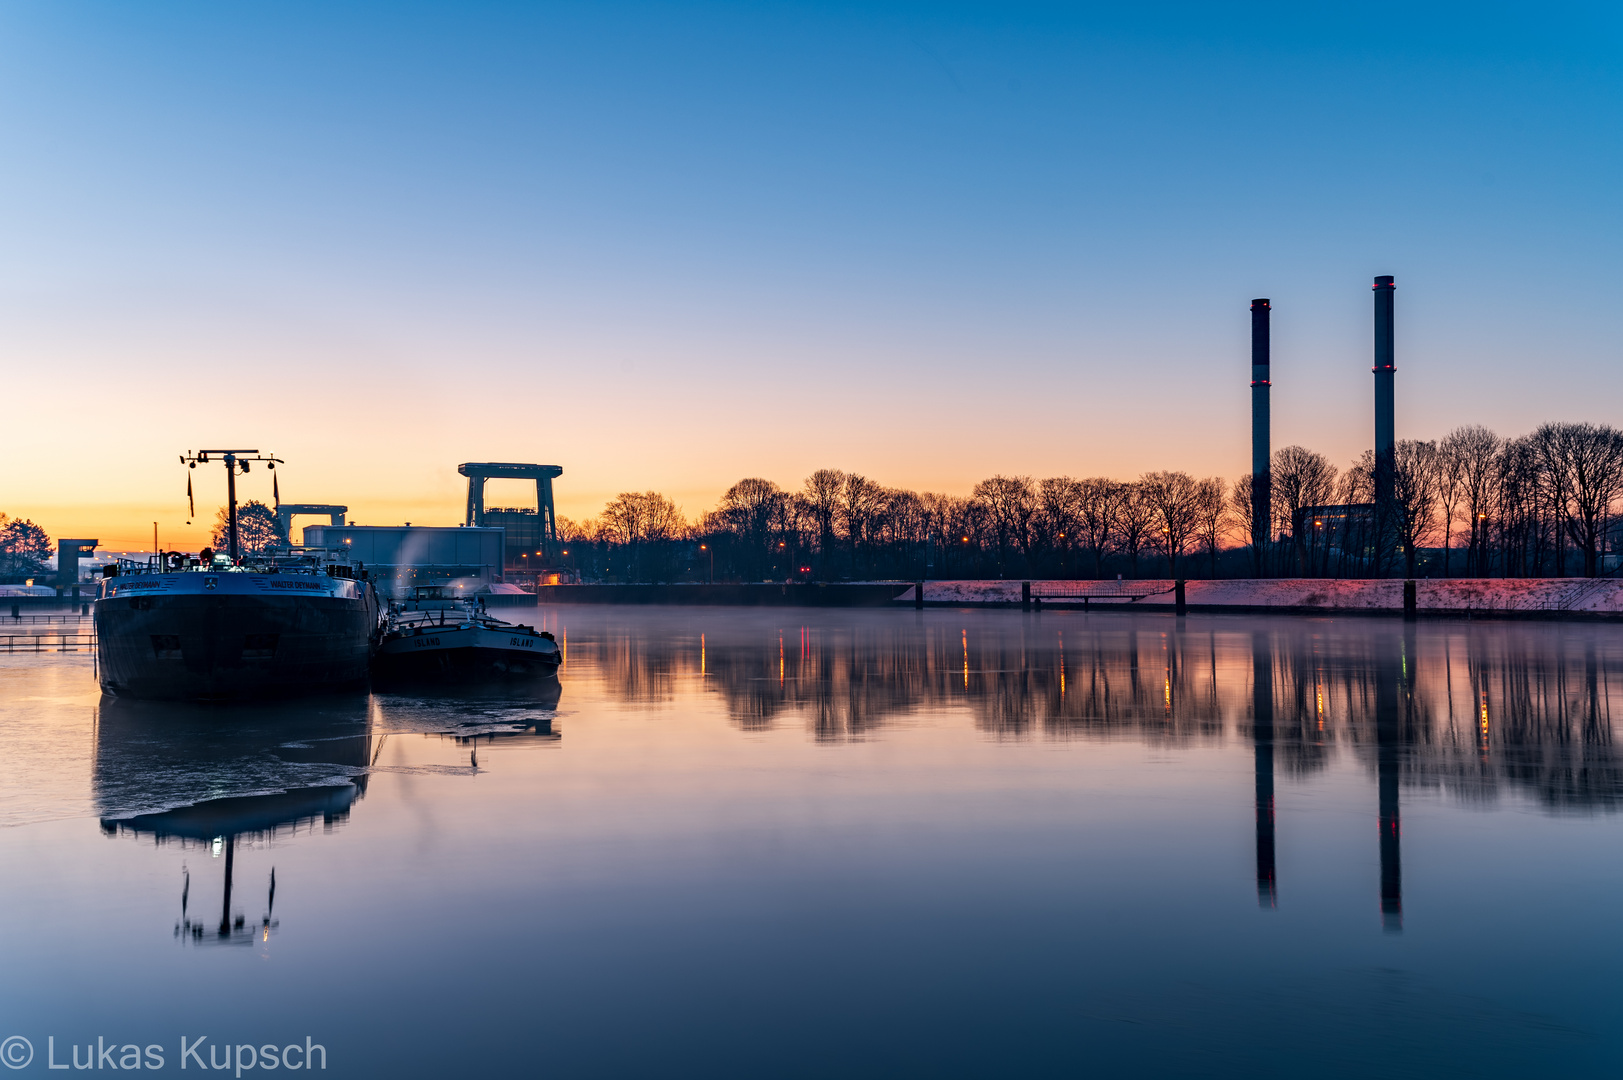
[107,549,363,577]
[262,546,365,579]
[114,556,167,576]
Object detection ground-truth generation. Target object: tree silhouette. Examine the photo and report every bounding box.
[211,500,286,556]
[0,514,51,578]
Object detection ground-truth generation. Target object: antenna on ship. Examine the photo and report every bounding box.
[180,450,284,561]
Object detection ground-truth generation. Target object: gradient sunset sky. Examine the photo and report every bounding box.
[3,1,1620,548]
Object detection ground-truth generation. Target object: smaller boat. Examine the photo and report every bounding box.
[374,587,561,680]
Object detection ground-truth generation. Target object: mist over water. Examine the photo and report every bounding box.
[2,608,1621,1077]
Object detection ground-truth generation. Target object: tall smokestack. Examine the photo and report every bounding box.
[1372,276,1396,572]
[1250,299,1271,562]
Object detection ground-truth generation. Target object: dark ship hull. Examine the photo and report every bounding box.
[373,590,561,683]
[373,620,561,682]
[96,572,379,700]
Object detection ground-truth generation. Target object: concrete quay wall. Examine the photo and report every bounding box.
[532,583,911,607]
[909,579,1623,619]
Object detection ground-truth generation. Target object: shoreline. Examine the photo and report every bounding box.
[20,578,1623,622]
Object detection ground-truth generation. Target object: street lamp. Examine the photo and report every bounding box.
[699,543,714,584]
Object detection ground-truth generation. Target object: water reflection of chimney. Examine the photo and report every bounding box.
[1128,629,1140,696]
[1375,631,1404,932]
[1253,632,1277,908]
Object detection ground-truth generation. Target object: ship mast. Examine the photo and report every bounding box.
[180,450,284,561]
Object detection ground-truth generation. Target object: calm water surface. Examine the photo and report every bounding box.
[2,607,1622,1077]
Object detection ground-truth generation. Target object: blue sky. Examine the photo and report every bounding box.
[2,1,1619,542]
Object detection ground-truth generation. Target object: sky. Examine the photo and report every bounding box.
[2,0,1620,548]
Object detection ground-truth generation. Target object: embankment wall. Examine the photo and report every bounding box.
[532,583,910,607]
[911,579,1623,619]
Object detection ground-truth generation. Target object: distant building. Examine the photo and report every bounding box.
[458,463,562,569]
[1290,504,1376,575]
[302,524,505,599]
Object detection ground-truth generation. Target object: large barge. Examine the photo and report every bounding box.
[94,450,381,700]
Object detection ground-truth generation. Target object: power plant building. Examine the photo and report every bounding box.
[459,462,563,569]
[301,524,505,598]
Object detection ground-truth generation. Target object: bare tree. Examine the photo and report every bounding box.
[1077,478,1125,578]
[917,492,962,577]
[601,491,685,544]
[800,469,846,567]
[927,493,984,578]
[972,475,1036,577]
[598,491,687,581]
[875,487,928,574]
[1113,482,1155,578]
[1447,422,1506,571]
[1495,436,1544,577]
[1141,471,1200,577]
[1536,422,1623,577]
[1272,446,1337,575]
[1229,475,1266,576]
[1439,425,1502,576]
[1036,477,1085,576]
[1392,440,1441,578]
[1530,426,1577,576]
[554,515,595,544]
[839,473,885,577]
[715,479,789,580]
[1193,476,1229,577]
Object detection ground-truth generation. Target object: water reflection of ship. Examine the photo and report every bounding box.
[440,681,565,748]
[93,695,373,944]
[450,714,562,747]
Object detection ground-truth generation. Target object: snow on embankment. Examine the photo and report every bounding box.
[907,579,1623,617]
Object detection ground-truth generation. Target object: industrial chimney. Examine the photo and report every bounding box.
[1250,298,1271,565]
[1372,276,1396,571]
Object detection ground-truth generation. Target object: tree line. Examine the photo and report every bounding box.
[11,419,1621,584]
[558,421,1623,582]
[0,514,52,581]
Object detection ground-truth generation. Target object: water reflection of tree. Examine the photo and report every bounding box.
[577,616,1623,809]
[1419,631,1623,810]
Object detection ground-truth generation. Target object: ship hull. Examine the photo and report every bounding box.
[95,573,379,700]
[374,624,560,681]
